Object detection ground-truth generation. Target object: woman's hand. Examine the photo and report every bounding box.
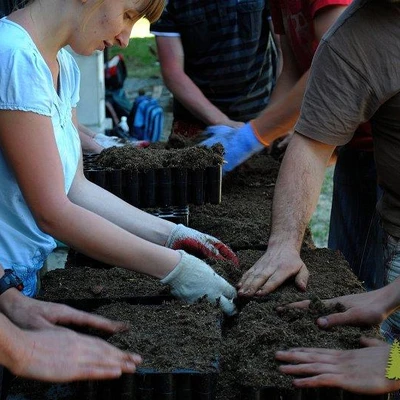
[161,250,237,315]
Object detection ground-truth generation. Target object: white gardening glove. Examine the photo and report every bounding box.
[165,224,239,266]
[161,250,237,316]
[94,133,125,148]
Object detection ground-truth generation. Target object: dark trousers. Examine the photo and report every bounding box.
[328,147,384,291]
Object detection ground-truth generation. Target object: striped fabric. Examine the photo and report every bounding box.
[151,0,277,123]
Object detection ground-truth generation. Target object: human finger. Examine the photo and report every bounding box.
[316,308,364,329]
[254,265,307,296]
[279,362,338,376]
[49,304,129,333]
[294,264,309,291]
[276,299,311,312]
[237,266,272,296]
[359,336,387,348]
[276,348,340,364]
[219,296,237,316]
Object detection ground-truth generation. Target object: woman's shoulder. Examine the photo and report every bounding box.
[0,18,35,53]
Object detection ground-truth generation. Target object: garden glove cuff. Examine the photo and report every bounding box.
[160,250,237,315]
[200,122,266,174]
[204,125,236,137]
[165,224,239,266]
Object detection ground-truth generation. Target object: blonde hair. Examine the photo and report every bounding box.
[84,0,165,28]
[137,0,165,23]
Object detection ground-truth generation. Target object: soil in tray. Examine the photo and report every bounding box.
[94,301,222,373]
[36,248,380,400]
[7,301,222,400]
[38,264,168,303]
[94,143,224,171]
[15,150,380,399]
[209,248,380,399]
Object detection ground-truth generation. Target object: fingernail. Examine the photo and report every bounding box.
[115,323,130,332]
[125,362,137,371]
[318,317,328,328]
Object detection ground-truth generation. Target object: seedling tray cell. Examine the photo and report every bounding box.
[76,370,218,400]
[83,154,222,208]
[240,387,393,400]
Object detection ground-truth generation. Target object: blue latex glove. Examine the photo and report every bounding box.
[200,122,265,174]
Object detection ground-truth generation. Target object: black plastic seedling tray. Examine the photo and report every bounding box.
[76,369,218,400]
[70,300,221,400]
[240,386,394,400]
[83,155,222,208]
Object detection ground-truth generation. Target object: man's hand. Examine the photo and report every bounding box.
[165,224,239,266]
[199,122,266,174]
[275,337,400,394]
[277,289,391,329]
[238,246,309,296]
[161,250,237,315]
[10,324,142,382]
[0,290,130,333]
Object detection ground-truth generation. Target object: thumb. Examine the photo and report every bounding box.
[219,279,237,301]
[219,296,237,316]
[317,310,354,329]
[214,242,239,266]
[360,336,387,348]
[294,265,309,292]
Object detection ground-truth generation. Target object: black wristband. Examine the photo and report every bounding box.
[0,270,24,295]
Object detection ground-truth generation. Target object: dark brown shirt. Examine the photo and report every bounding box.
[295,0,400,237]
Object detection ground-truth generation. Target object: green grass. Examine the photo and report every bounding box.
[309,166,334,248]
[107,37,160,79]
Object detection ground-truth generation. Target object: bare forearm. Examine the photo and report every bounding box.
[42,199,178,278]
[162,71,234,126]
[71,178,175,245]
[77,124,104,154]
[0,313,23,372]
[378,276,400,317]
[269,133,334,251]
[41,174,178,278]
[253,71,309,143]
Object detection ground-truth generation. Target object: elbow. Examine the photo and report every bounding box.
[35,213,62,237]
[33,200,71,238]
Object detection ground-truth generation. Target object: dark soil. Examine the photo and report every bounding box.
[189,151,314,250]
[95,301,221,372]
[95,143,224,171]
[38,263,167,303]
[10,149,381,399]
[208,248,378,397]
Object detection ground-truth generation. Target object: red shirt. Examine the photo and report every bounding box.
[270,0,373,150]
[270,0,352,74]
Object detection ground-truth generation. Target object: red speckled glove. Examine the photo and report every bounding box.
[165,224,239,266]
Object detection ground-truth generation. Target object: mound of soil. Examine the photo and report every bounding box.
[96,143,224,171]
